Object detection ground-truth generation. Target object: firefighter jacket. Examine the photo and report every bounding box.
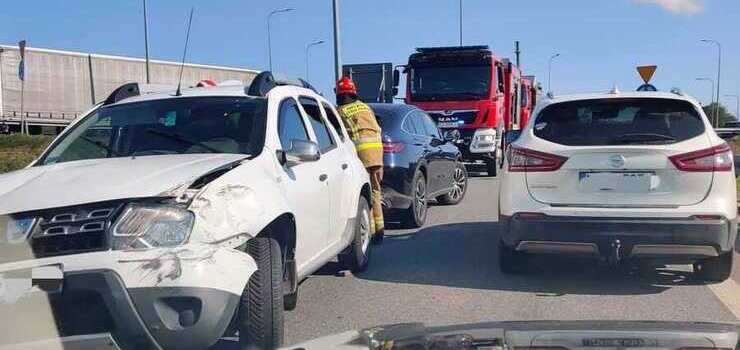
[337,100,383,168]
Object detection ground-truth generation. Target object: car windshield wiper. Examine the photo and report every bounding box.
[145,128,222,153]
[609,133,676,145]
[79,135,121,157]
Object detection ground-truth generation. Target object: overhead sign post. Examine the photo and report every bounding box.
[636,65,657,92]
[18,40,27,135]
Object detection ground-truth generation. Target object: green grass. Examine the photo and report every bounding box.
[0,134,53,174]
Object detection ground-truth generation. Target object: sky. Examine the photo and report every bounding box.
[1,0,739,112]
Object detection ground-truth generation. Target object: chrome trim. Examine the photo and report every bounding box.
[51,213,77,223]
[88,209,114,219]
[79,222,105,233]
[44,226,69,236]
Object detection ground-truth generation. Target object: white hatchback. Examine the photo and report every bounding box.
[498,90,736,281]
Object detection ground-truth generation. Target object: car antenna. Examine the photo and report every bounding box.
[174,7,195,97]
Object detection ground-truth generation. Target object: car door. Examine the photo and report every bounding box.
[275,97,331,270]
[414,110,450,194]
[297,97,349,246]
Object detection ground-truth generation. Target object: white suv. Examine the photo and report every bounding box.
[0,73,373,350]
[498,90,736,281]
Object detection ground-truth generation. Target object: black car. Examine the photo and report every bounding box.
[369,103,468,228]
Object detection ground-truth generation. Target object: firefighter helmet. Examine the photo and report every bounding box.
[336,76,358,96]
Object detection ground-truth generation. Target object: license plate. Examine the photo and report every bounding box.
[437,122,459,128]
[578,172,656,193]
[0,265,63,303]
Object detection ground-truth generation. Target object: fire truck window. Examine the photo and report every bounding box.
[496,65,505,94]
[521,86,529,107]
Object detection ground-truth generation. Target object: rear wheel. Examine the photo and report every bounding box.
[238,238,284,350]
[339,197,372,272]
[436,162,468,205]
[499,240,529,274]
[693,251,733,282]
[401,170,427,228]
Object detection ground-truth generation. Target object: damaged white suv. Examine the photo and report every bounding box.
[0,72,373,350]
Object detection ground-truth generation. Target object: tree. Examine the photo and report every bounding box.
[702,102,736,127]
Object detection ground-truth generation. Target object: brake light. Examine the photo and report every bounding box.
[668,143,732,172]
[383,142,405,153]
[508,147,568,172]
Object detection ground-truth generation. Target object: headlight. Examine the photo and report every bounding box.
[476,134,495,142]
[111,204,194,250]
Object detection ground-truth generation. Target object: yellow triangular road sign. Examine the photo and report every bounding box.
[637,65,657,84]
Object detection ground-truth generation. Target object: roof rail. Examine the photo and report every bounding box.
[103,83,177,105]
[247,71,317,97]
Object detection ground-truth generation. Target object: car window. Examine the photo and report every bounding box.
[278,98,310,150]
[321,102,347,142]
[415,111,441,138]
[402,112,419,134]
[533,98,705,146]
[299,97,335,152]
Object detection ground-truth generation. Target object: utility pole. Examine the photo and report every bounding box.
[332,0,342,84]
[514,41,520,68]
[143,0,151,83]
[267,8,294,72]
[459,0,463,46]
[305,40,325,81]
[701,39,721,126]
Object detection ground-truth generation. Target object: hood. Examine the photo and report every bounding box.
[0,154,248,215]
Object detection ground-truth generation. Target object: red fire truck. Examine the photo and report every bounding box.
[396,46,528,176]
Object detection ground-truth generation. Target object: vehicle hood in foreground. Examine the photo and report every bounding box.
[0,154,248,215]
[286,320,739,350]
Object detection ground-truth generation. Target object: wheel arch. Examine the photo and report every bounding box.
[253,213,297,263]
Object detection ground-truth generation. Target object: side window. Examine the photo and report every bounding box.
[321,102,346,142]
[496,65,506,94]
[299,97,335,151]
[278,98,310,150]
[402,113,419,134]
[415,111,440,138]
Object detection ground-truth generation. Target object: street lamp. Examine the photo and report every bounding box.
[696,77,715,126]
[725,94,739,120]
[700,39,721,124]
[142,0,151,84]
[267,7,294,71]
[459,0,463,46]
[305,40,325,81]
[547,53,560,93]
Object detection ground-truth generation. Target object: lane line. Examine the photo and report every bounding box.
[707,277,740,320]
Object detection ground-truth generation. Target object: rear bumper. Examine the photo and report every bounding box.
[382,165,413,210]
[0,269,239,350]
[499,214,737,260]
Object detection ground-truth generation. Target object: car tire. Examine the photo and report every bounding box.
[436,162,468,205]
[498,240,529,274]
[693,251,733,282]
[401,170,427,228]
[485,157,497,177]
[339,197,372,272]
[238,237,284,350]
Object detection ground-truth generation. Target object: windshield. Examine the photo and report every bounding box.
[39,97,267,165]
[410,66,491,101]
[534,98,705,146]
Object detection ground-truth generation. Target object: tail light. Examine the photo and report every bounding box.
[508,147,568,172]
[669,143,732,172]
[383,142,405,154]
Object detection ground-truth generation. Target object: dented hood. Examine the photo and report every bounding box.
[0,154,248,215]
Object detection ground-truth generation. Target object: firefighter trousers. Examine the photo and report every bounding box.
[367,165,384,235]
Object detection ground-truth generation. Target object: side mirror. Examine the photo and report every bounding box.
[283,140,320,166]
[442,129,461,143]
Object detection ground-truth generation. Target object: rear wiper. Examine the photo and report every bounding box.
[79,135,121,157]
[609,133,676,145]
[145,128,222,153]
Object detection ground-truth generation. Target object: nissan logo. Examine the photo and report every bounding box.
[609,155,625,168]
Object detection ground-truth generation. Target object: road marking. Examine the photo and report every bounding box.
[707,277,740,320]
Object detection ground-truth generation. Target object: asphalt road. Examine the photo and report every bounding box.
[283,175,740,346]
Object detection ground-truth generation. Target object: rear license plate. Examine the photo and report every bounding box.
[0,265,63,302]
[578,172,656,193]
[437,121,459,128]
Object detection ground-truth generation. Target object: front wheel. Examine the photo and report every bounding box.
[401,170,427,228]
[436,162,468,205]
[238,238,284,350]
[339,197,372,272]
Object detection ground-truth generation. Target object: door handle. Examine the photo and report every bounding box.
[341,163,348,170]
[319,174,328,182]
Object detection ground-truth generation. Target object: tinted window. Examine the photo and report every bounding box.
[533,98,705,146]
[403,113,419,134]
[299,97,335,151]
[321,102,346,141]
[278,98,310,150]
[41,97,267,165]
[409,66,491,101]
[415,111,441,137]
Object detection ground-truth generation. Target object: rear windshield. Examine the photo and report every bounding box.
[533,98,705,146]
[372,110,397,130]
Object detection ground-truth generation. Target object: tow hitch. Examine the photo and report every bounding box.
[607,239,624,265]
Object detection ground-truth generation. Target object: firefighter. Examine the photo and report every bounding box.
[335,76,385,243]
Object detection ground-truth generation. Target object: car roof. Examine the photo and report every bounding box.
[367,103,417,116]
[106,84,321,107]
[541,90,701,107]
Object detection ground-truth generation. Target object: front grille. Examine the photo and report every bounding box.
[429,110,479,125]
[0,201,125,260]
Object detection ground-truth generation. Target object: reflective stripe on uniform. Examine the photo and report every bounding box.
[356,142,383,151]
